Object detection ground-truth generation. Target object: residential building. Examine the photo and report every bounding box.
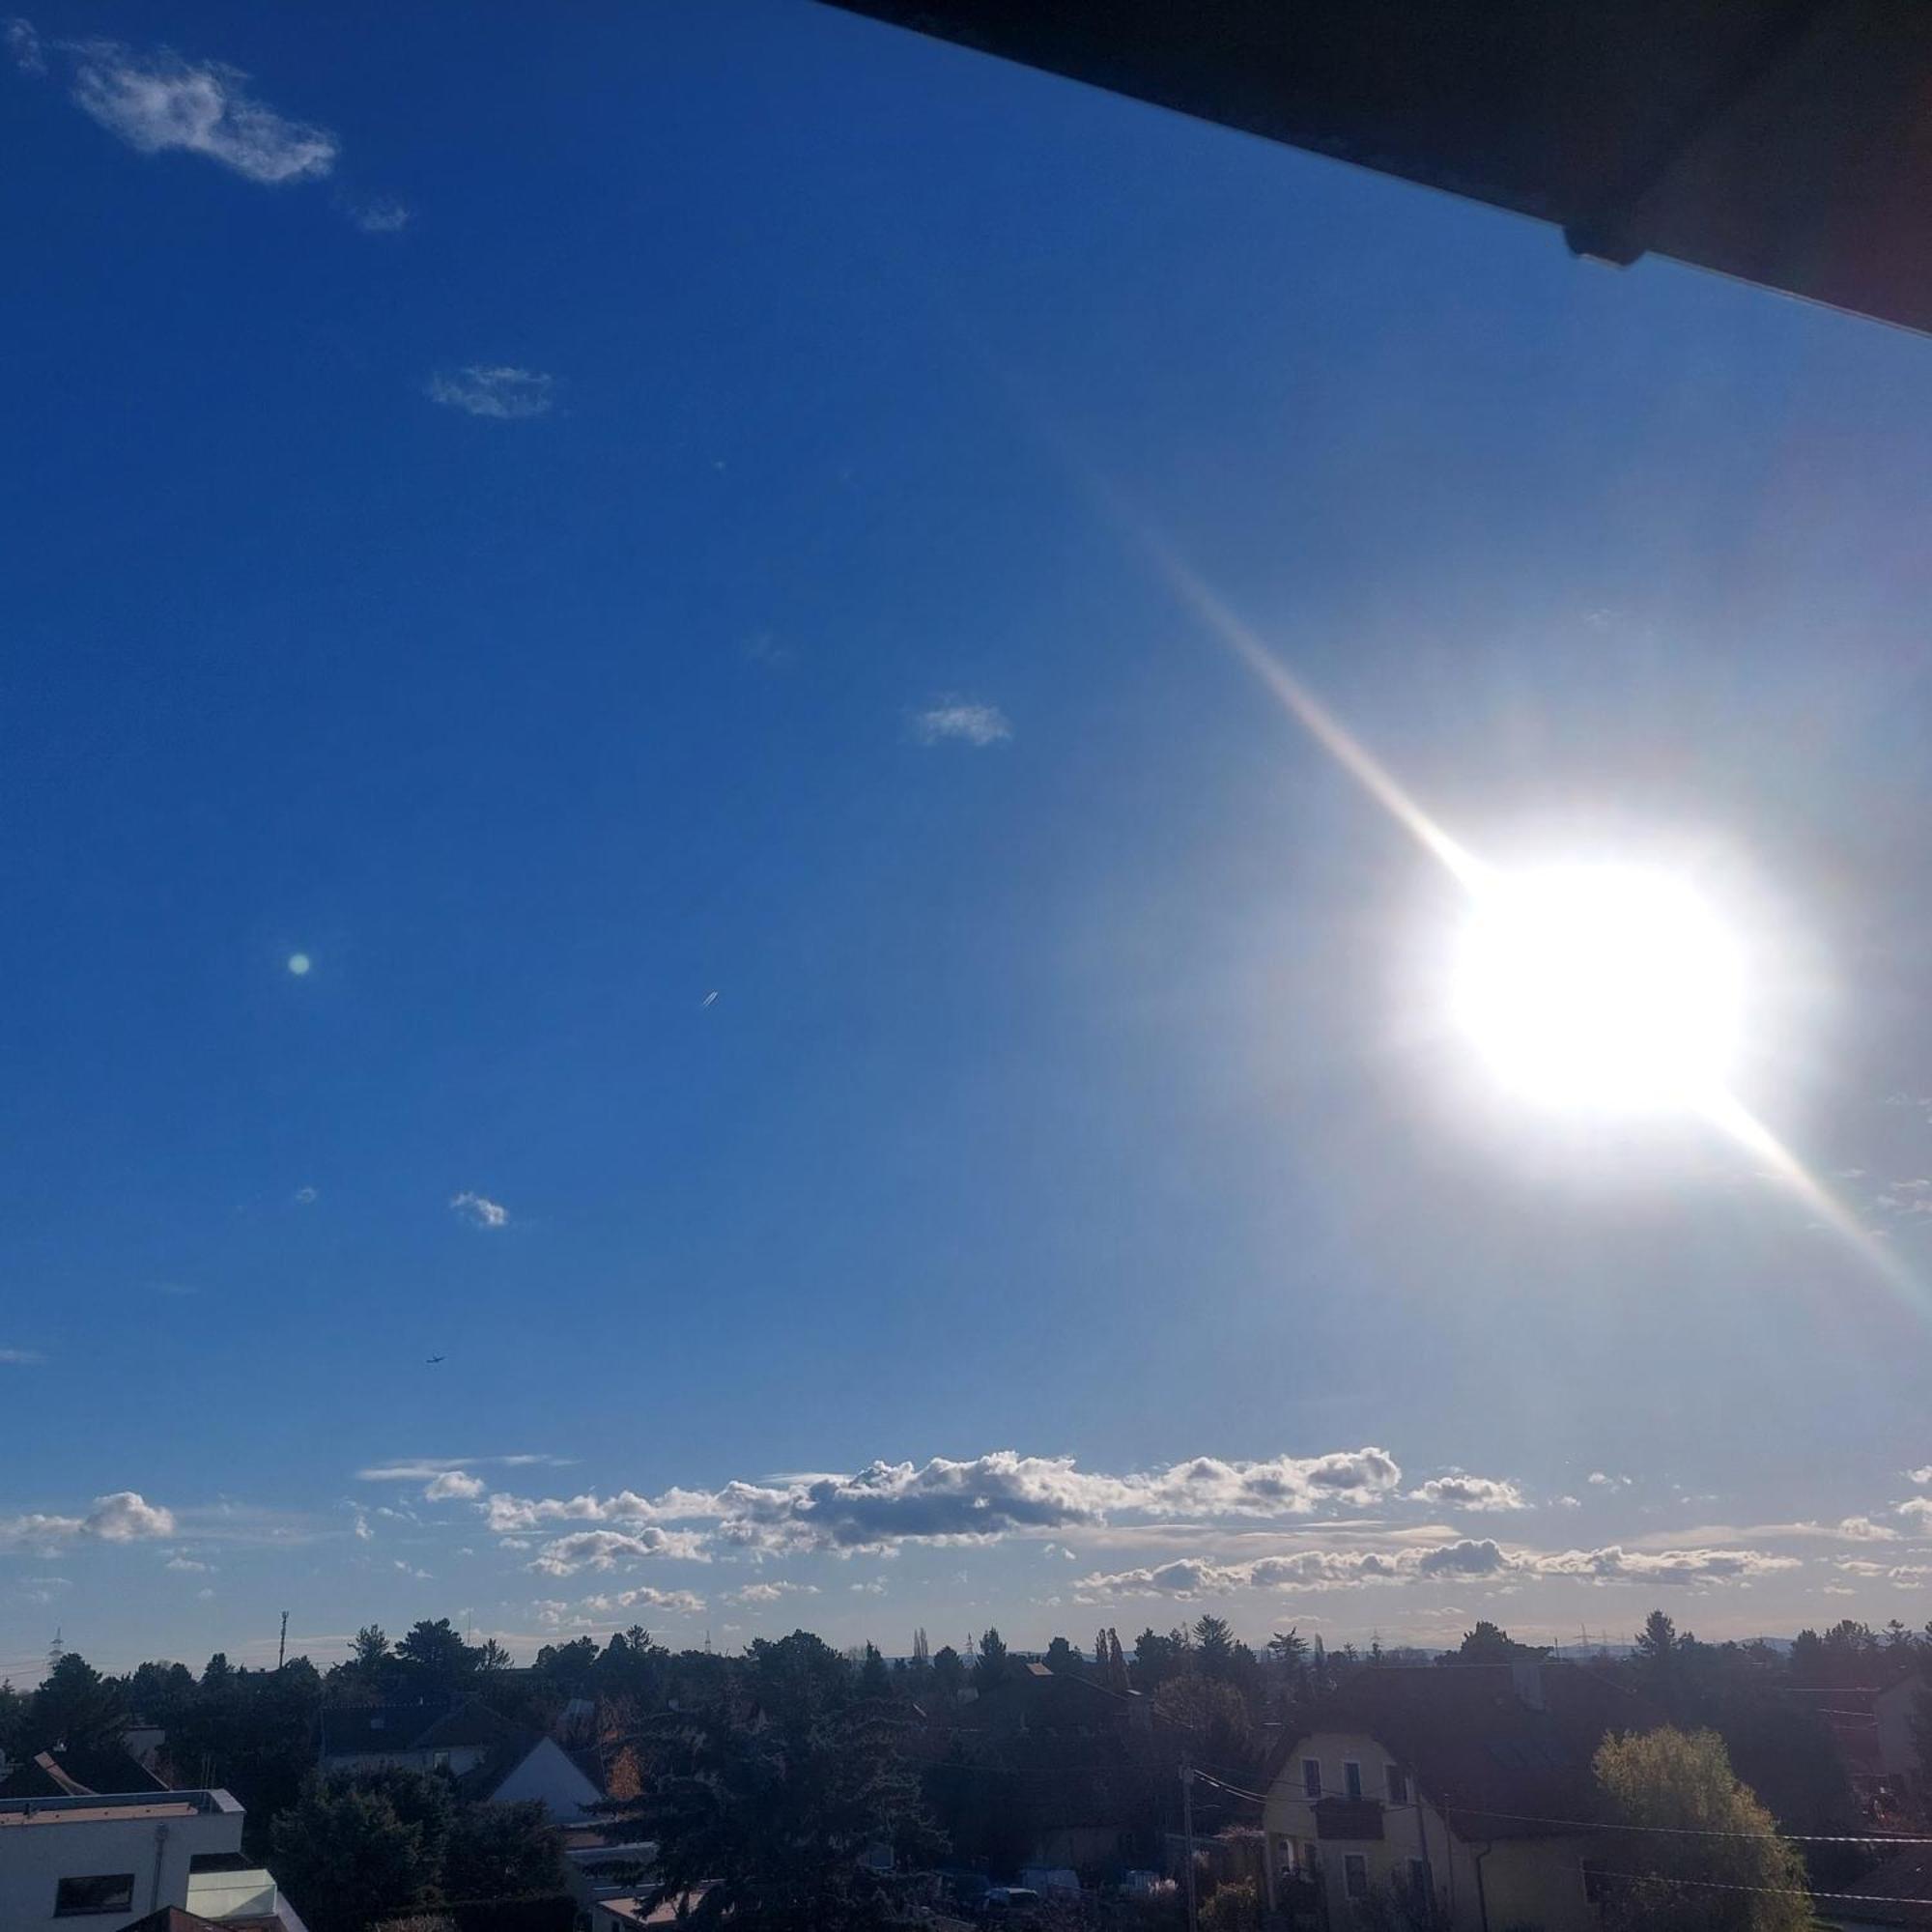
[316,1694,525,1777]
[0,1787,307,1932]
[454,1731,607,1823]
[1261,1661,1641,1930]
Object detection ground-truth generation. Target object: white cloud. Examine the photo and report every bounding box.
[1406,1474,1527,1513]
[61,36,337,184]
[728,1580,820,1605]
[1899,1498,1932,1526]
[479,1446,1405,1560]
[424,1471,486,1502]
[911,698,1012,748]
[1907,1467,1932,1486]
[1587,1472,1632,1489]
[427,369,554,422]
[164,1555,211,1573]
[448,1191,510,1229]
[1835,1516,1901,1543]
[346,196,409,234]
[393,1560,432,1580]
[0,1491,176,1551]
[1074,1539,1796,1601]
[357,1454,566,1483]
[294,1185,318,1205]
[82,1492,177,1541]
[527,1527,711,1577]
[0,1349,44,1365]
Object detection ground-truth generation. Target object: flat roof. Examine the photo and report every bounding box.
[0,1788,239,1828]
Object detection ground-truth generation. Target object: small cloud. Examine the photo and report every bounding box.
[393,1560,432,1580]
[294,1185,318,1205]
[743,630,794,669]
[85,1492,175,1541]
[196,1586,215,1601]
[350,1509,373,1543]
[1837,1516,1901,1544]
[62,36,337,185]
[449,1191,508,1230]
[1406,1473,1526,1513]
[164,1555,211,1573]
[1906,1466,1932,1487]
[1586,1471,1632,1489]
[7,16,45,74]
[912,698,1012,748]
[1554,1495,1581,1509]
[16,1576,71,1605]
[0,1349,44,1365]
[424,1470,485,1502]
[728,1580,819,1605]
[426,366,554,421]
[345,196,409,234]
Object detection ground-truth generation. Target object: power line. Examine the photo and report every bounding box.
[1444,1800,1932,1847]
[1587,1867,1932,1908]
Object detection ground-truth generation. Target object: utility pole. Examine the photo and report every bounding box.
[277,1611,290,1671]
[1180,1764,1198,1932]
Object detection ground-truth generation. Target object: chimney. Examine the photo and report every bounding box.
[1511,1660,1545,1711]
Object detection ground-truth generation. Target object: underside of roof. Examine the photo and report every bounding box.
[818,0,1932,335]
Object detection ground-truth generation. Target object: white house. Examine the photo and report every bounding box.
[1261,1661,1641,1931]
[459,1732,607,1824]
[0,1786,307,1932]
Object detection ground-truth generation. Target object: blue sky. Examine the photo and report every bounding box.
[9,1,1932,1678]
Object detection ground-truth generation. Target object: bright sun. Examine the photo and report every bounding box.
[1453,864,1744,1112]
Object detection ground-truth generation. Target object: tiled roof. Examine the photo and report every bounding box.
[1272,1662,1644,1841]
[319,1694,522,1755]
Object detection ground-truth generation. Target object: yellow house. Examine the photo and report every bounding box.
[1260,1661,1642,1930]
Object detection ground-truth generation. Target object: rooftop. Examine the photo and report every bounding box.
[0,1787,240,1829]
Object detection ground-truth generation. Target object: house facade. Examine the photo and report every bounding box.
[0,1786,307,1932]
[1261,1662,1637,1931]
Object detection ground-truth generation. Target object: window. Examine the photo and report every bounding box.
[1301,1756,1321,1799]
[1385,1762,1408,1804]
[55,1873,135,1915]
[1343,1759,1363,1800]
[1344,1855,1369,1901]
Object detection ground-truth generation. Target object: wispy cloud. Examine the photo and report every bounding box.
[0,1349,44,1366]
[344,196,409,234]
[27,29,340,185]
[1074,1540,1799,1601]
[728,1579,820,1605]
[533,1584,703,1628]
[7,16,45,74]
[911,697,1012,748]
[427,367,554,421]
[449,1190,509,1230]
[358,1454,566,1484]
[164,1555,212,1573]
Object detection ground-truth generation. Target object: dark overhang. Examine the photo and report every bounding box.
[817,0,1932,334]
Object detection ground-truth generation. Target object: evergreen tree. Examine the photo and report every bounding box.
[973,1627,1009,1691]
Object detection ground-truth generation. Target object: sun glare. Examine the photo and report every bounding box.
[1453,865,1743,1112]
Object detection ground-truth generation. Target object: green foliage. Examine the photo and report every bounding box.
[930,1644,965,1698]
[974,1627,1009,1691]
[442,1799,563,1901]
[1192,1616,1235,1680]
[859,1643,893,1699]
[271,1775,438,1932]
[614,1632,935,1932]
[1200,1878,1260,1932]
[1592,1726,1811,1931]
[27,1652,128,1752]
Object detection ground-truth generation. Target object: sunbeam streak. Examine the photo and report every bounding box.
[1140,537,1910,1296]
